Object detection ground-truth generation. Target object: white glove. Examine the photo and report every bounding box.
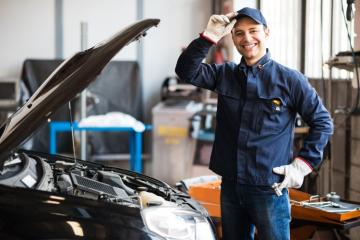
[272,158,312,191]
[203,12,237,44]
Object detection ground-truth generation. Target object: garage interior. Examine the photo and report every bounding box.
[0,0,360,239]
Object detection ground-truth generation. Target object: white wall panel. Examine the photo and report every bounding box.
[261,0,301,70]
[0,0,55,79]
[62,0,137,60]
[305,0,350,79]
[142,0,211,119]
[0,0,212,120]
[330,0,353,79]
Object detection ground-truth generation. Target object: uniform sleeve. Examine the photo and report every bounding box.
[292,74,334,169]
[175,37,222,91]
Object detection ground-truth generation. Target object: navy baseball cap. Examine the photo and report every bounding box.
[235,7,267,27]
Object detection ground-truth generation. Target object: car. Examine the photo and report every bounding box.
[0,19,216,240]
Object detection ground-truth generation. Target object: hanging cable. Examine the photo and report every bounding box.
[346,0,355,21]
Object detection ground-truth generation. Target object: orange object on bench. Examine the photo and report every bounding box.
[188,180,360,225]
[188,180,221,218]
[289,188,360,224]
[188,180,360,240]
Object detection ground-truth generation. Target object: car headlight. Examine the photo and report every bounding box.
[142,207,216,240]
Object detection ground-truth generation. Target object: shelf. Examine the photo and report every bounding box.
[326,55,360,71]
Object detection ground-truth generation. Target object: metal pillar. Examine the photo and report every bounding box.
[80,22,88,160]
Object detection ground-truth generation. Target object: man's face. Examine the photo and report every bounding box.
[232,17,269,66]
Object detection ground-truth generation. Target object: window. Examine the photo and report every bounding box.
[305,0,352,79]
[261,0,302,70]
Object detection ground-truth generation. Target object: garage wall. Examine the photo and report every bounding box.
[0,0,211,121]
[350,0,360,232]
[350,0,360,202]
[142,0,211,120]
[0,0,55,79]
[62,0,137,60]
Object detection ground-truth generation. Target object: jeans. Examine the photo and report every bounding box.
[220,179,291,240]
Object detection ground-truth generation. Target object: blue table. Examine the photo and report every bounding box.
[49,121,151,173]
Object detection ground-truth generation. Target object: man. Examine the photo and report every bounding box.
[175,7,333,240]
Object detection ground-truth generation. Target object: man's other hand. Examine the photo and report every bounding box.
[272,158,312,191]
[202,12,237,44]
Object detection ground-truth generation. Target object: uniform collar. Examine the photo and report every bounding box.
[239,49,272,76]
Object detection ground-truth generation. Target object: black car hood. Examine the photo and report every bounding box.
[0,19,160,166]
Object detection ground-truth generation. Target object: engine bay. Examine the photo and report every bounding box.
[0,151,188,210]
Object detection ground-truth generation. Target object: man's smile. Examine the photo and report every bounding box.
[242,43,257,50]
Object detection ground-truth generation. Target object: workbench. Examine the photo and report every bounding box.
[49,121,151,173]
[188,180,360,239]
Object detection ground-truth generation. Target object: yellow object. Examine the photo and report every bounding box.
[157,126,187,137]
[272,99,281,106]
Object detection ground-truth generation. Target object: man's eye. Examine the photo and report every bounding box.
[250,30,258,33]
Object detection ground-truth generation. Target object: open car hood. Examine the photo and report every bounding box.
[0,19,160,165]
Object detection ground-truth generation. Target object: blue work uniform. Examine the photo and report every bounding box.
[175,37,333,186]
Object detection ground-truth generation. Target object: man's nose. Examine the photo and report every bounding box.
[243,32,252,41]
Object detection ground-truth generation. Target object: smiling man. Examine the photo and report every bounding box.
[175,7,333,240]
[232,17,269,65]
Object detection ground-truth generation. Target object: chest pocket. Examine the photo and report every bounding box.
[216,90,242,124]
[255,96,289,134]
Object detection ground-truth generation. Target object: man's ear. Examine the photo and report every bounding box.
[264,27,270,38]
